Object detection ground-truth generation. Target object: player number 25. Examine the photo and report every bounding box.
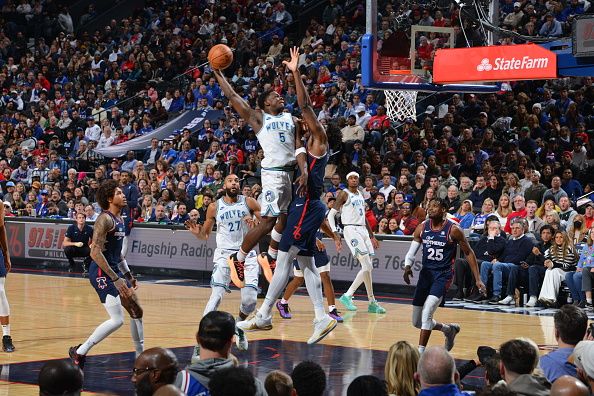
[427,247,444,261]
[279,132,286,142]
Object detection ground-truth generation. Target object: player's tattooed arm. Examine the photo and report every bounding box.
[90,214,119,281]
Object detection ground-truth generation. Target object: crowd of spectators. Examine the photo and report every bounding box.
[39,308,594,395]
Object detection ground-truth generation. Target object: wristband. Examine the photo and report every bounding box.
[295,147,306,156]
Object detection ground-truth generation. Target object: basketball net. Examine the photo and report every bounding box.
[384,89,418,122]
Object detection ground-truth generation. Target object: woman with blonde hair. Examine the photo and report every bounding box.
[544,210,561,231]
[502,173,524,202]
[566,214,588,245]
[385,340,420,396]
[538,231,578,307]
[495,194,512,230]
[536,198,560,219]
[470,198,495,235]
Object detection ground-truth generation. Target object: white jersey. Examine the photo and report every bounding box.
[257,112,296,170]
[215,195,251,250]
[341,188,366,226]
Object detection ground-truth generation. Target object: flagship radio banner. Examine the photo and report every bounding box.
[7,220,423,286]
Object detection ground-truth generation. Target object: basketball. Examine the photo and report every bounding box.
[208,44,233,70]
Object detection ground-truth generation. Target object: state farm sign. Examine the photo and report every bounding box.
[434,44,557,83]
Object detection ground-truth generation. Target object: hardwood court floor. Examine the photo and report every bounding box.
[0,273,557,395]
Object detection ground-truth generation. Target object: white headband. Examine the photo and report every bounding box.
[346,172,360,179]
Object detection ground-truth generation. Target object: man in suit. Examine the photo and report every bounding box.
[143,138,161,167]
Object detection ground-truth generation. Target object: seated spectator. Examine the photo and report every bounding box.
[414,346,463,396]
[174,311,266,395]
[470,198,496,236]
[569,341,594,393]
[209,367,259,396]
[148,204,171,224]
[63,213,93,273]
[291,361,326,396]
[558,197,578,231]
[454,199,475,229]
[393,202,419,236]
[524,200,545,240]
[38,360,83,396]
[171,203,189,224]
[347,375,388,396]
[265,370,294,396]
[538,231,578,307]
[384,341,420,396]
[504,195,527,234]
[571,227,594,310]
[498,338,550,395]
[540,305,588,383]
[524,225,554,307]
[132,347,180,396]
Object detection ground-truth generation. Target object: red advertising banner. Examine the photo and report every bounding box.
[24,223,69,259]
[433,44,557,83]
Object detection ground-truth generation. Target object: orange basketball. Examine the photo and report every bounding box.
[208,44,234,70]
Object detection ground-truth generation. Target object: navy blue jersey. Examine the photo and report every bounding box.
[100,211,125,270]
[421,219,457,271]
[295,150,328,200]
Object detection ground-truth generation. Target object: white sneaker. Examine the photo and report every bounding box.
[498,295,515,305]
[525,296,538,307]
[190,345,201,364]
[307,315,337,344]
[443,323,460,351]
[235,326,248,351]
[237,312,273,331]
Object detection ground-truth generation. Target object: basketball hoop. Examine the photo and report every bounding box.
[384,89,418,122]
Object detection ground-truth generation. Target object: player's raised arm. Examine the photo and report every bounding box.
[403,222,424,284]
[212,69,262,132]
[186,203,216,240]
[0,204,10,272]
[91,214,131,297]
[450,225,486,294]
[284,47,328,147]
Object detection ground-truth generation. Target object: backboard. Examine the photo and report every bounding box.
[361,0,498,93]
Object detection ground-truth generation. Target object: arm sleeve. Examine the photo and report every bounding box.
[327,208,339,232]
[405,240,421,268]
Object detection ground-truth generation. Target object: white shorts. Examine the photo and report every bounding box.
[211,248,259,290]
[343,225,374,258]
[260,169,293,217]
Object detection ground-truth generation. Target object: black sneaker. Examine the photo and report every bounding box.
[2,335,14,352]
[488,295,502,305]
[465,292,485,303]
[69,344,86,370]
[477,346,497,365]
[452,290,465,301]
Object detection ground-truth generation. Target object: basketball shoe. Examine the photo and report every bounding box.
[308,315,337,344]
[368,301,386,314]
[237,312,273,331]
[235,326,248,351]
[443,323,460,351]
[257,253,276,283]
[68,345,86,369]
[227,253,245,288]
[276,300,292,319]
[2,336,14,352]
[338,294,357,311]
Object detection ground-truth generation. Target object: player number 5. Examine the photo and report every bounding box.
[279,132,286,142]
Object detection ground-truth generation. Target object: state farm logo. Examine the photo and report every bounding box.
[477,58,492,71]
[476,56,549,72]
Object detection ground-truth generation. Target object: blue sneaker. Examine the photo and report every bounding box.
[338,294,357,311]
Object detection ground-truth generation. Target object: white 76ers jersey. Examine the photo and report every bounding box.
[341,189,366,226]
[257,112,296,170]
[215,196,251,250]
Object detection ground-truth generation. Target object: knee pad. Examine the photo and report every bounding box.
[358,254,373,272]
[421,295,442,330]
[412,306,423,329]
[240,287,258,315]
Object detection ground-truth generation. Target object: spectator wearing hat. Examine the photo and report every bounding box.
[3,182,16,202]
[503,2,524,27]
[226,140,244,164]
[524,171,546,205]
[571,139,588,171]
[454,199,475,229]
[540,13,563,37]
[585,202,594,229]
[570,341,594,392]
[84,117,101,142]
[175,141,197,165]
[35,190,50,217]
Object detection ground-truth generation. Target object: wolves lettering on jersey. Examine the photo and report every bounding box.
[215,195,251,250]
[257,112,296,169]
[421,219,456,270]
[102,212,125,270]
[341,189,366,226]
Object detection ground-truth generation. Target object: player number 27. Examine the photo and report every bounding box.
[228,221,241,231]
[279,132,286,142]
[427,247,444,261]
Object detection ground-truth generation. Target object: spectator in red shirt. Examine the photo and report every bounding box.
[226,140,245,164]
[504,195,528,233]
[393,201,419,235]
[367,106,390,149]
[417,36,434,60]
[309,84,326,110]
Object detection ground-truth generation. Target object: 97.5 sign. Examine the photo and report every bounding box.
[25,223,69,260]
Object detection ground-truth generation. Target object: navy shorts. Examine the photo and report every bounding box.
[412,267,454,307]
[89,261,128,303]
[0,251,6,278]
[279,198,327,256]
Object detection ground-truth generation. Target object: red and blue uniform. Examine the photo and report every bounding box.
[279,149,329,256]
[89,212,127,303]
[413,219,457,306]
